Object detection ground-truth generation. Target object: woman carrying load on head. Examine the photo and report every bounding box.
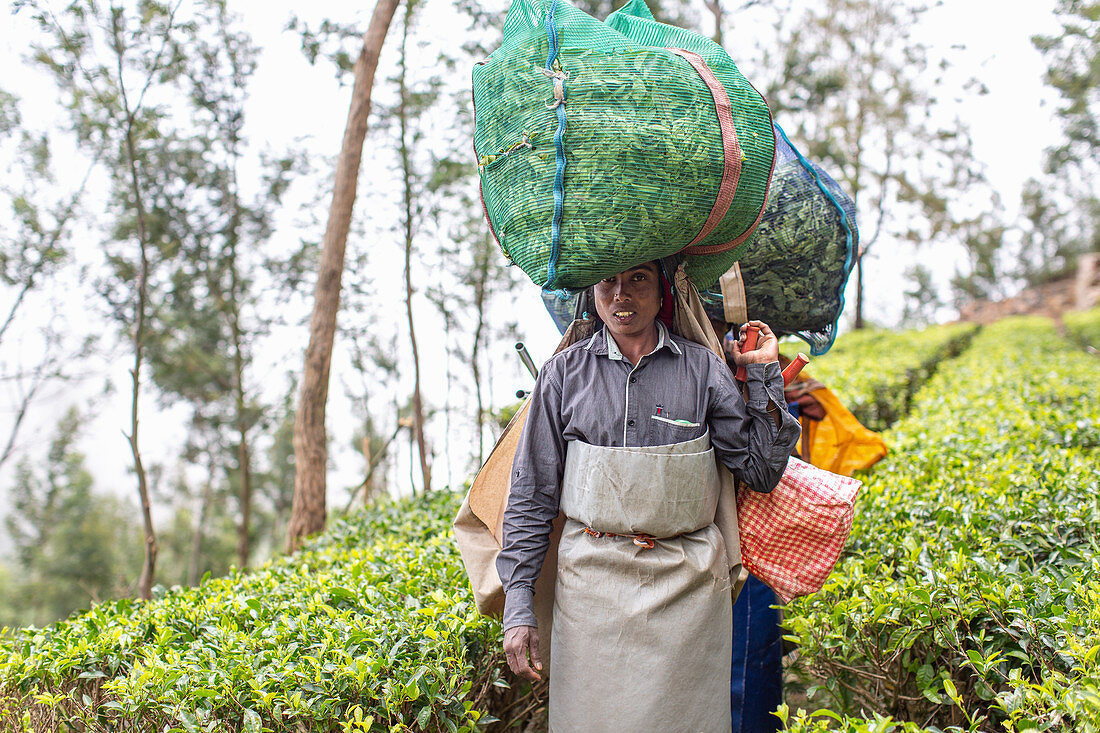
[497,259,801,732]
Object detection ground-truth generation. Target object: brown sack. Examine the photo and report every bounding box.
[454,322,592,664]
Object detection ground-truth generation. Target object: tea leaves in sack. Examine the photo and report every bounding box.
[695,123,858,355]
[472,0,775,290]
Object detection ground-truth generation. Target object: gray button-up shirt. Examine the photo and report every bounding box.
[497,322,801,630]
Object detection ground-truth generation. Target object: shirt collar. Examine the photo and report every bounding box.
[583,321,683,360]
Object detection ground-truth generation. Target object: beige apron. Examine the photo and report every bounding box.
[550,433,734,733]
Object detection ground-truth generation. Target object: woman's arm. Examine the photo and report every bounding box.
[495,362,567,630]
[496,361,567,682]
[708,322,801,491]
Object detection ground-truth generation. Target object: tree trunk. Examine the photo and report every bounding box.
[231,261,252,567]
[854,254,864,329]
[235,412,252,567]
[471,235,490,466]
[127,161,157,601]
[286,0,402,553]
[127,192,157,599]
[706,0,723,46]
[225,97,254,569]
[406,292,431,492]
[398,8,431,494]
[188,455,217,586]
[112,12,158,600]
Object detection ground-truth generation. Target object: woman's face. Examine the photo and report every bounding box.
[592,262,663,341]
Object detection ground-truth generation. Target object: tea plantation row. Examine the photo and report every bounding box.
[805,322,979,432]
[0,495,508,732]
[783,316,1100,732]
[1064,305,1100,353]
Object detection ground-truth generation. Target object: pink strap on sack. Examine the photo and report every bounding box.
[682,76,778,256]
[668,48,741,251]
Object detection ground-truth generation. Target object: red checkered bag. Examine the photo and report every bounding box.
[736,457,862,603]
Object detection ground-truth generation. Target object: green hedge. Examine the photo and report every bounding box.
[0,493,513,733]
[1064,306,1100,353]
[784,317,1100,732]
[4,316,1097,733]
[806,323,979,432]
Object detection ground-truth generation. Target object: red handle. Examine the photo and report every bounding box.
[735,326,760,381]
[782,353,810,387]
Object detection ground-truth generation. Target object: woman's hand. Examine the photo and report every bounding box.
[729,320,780,366]
[503,625,543,682]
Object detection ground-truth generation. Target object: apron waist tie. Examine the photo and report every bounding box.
[582,527,674,550]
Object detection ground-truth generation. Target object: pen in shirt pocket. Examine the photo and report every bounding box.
[652,404,699,427]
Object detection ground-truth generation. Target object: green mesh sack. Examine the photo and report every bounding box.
[472,0,775,290]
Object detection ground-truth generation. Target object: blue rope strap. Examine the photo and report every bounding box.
[542,0,567,290]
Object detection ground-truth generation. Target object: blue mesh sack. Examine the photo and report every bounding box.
[542,288,582,333]
[695,123,858,355]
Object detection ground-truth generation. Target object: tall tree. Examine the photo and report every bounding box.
[142,0,302,569]
[735,0,991,327]
[394,0,433,493]
[1022,0,1100,281]
[22,0,201,598]
[287,0,401,553]
[194,1,260,569]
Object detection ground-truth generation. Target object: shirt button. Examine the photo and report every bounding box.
[629,377,637,383]
[627,419,635,427]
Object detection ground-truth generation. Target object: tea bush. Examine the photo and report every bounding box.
[784,317,1100,732]
[777,704,930,732]
[1064,306,1100,352]
[805,323,979,431]
[0,492,515,733]
[3,316,1097,733]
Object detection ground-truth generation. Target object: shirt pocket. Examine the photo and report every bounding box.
[648,413,704,446]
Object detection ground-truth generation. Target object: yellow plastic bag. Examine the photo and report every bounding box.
[796,379,887,477]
